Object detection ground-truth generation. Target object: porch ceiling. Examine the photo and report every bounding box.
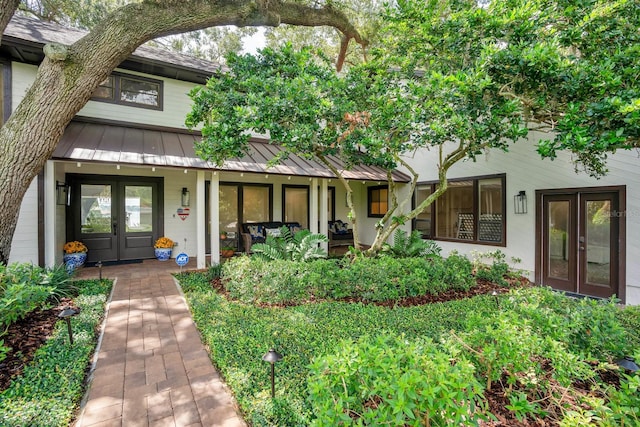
[53,119,411,182]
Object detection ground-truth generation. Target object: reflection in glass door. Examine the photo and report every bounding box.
[542,195,577,292]
[120,183,157,260]
[79,183,117,262]
[580,193,619,298]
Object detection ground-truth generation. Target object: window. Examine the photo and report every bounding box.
[283,185,309,228]
[413,175,505,245]
[414,184,432,238]
[92,72,163,110]
[368,185,388,217]
[219,183,272,233]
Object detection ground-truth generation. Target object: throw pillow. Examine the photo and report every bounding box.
[266,228,281,237]
[247,225,263,240]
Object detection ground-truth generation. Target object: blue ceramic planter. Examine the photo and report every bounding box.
[154,248,172,261]
[64,252,87,273]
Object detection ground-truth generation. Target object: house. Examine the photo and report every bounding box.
[2,15,409,269]
[403,134,637,305]
[2,15,638,305]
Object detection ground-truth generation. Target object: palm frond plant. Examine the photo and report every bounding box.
[382,229,442,258]
[252,226,328,262]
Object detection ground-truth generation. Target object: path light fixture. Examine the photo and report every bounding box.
[262,348,283,398]
[59,306,78,344]
[96,260,103,280]
[615,356,639,372]
[492,290,500,309]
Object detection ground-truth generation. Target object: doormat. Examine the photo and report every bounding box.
[86,259,143,267]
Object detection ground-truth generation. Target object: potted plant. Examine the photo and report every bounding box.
[220,245,235,258]
[220,230,228,240]
[154,237,174,261]
[63,241,88,272]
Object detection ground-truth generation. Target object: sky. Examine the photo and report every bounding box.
[242,28,267,54]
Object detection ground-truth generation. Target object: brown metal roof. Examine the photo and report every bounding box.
[53,120,411,182]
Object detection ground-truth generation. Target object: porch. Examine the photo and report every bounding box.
[36,117,410,269]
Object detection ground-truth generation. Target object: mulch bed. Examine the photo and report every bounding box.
[0,298,76,392]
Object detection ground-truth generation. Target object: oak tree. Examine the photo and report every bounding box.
[0,0,363,264]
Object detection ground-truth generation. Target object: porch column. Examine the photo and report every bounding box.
[310,178,319,234]
[196,171,206,269]
[210,172,220,264]
[44,160,56,267]
[319,179,329,252]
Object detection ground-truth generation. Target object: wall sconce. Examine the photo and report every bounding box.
[181,187,190,207]
[56,181,70,206]
[514,190,527,214]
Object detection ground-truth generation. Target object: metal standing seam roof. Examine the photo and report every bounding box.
[53,120,411,182]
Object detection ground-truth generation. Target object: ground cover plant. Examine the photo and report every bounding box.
[179,258,640,426]
[0,266,112,427]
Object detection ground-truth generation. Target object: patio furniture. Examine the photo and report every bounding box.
[240,221,303,253]
[328,220,353,249]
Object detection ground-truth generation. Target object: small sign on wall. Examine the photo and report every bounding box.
[177,207,190,221]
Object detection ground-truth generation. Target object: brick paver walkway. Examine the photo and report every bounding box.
[74,260,245,427]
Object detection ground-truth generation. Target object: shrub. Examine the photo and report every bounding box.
[308,334,486,426]
[505,287,628,359]
[221,254,479,304]
[0,283,54,335]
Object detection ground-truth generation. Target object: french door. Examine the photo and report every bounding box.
[67,175,163,263]
[538,188,624,300]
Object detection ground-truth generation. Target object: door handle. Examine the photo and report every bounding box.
[113,222,118,236]
[580,246,585,251]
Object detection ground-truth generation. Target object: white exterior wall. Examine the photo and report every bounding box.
[9,177,39,264]
[12,62,199,130]
[401,131,640,304]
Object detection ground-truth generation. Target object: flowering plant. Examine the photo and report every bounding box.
[154,237,175,249]
[63,241,88,254]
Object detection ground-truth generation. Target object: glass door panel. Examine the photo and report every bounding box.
[542,194,577,292]
[119,182,157,260]
[585,200,611,286]
[125,185,153,232]
[580,193,619,298]
[77,182,118,263]
[547,201,570,281]
[81,184,112,234]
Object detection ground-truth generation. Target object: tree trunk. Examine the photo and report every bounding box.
[0,1,362,264]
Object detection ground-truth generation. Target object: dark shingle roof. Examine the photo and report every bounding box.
[2,14,224,83]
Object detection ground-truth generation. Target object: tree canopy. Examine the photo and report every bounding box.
[186,42,527,254]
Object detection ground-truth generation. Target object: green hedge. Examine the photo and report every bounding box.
[221,254,475,304]
[0,279,112,427]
